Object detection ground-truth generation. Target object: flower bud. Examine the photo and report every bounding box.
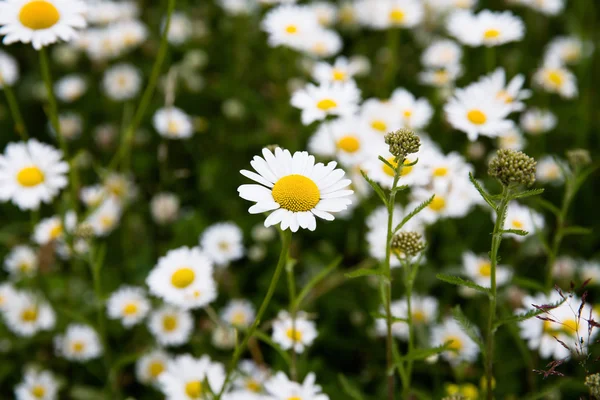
[488,149,536,187]
[391,231,425,258]
[384,128,420,159]
[566,148,591,169]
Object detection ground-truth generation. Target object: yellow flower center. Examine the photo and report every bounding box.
[288,397,302,400]
[371,120,387,132]
[231,311,247,325]
[478,262,491,277]
[467,109,487,125]
[18,262,32,273]
[163,315,178,331]
[429,195,446,212]
[185,381,203,398]
[100,215,114,229]
[332,69,346,81]
[413,310,426,323]
[272,175,320,212]
[17,166,45,187]
[336,135,360,153]
[389,9,405,23]
[246,379,261,392]
[218,241,230,251]
[167,120,180,134]
[148,361,165,378]
[547,70,563,86]
[496,90,513,104]
[316,98,337,111]
[433,167,448,177]
[21,307,38,322]
[286,328,303,342]
[49,223,63,240]
[19,0,60,30]
[171,267,195,289]
[403,110,412,118]
[434,70,449,84]
[562,318,578,333]
[511,219,523,229]
[31,385,46,398]
[483,29,500,39]
[382,157,413,177]
[123,303,138,316]
[285,24,298,34]
[72,340,85,353]
[446,335,463,351]
[312,42,327,55]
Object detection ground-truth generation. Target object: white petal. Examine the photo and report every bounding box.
[249,202,280,214]
[238,184,274,202]
[240,169,274,188]
[311,209,334,221]
[264,208,286,227]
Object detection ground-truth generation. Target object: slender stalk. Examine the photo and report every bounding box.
[381,28,400,97]
[485,185,511,400]
[286,259,298,381]
[485,46,496,73]
[2,84,29,139]
[110,0,177,171]
[402,259,419,398]
[215,229,293,399]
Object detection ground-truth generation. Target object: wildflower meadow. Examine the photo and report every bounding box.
[1,0,599,399]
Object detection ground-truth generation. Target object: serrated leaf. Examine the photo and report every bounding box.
[293,256,341,310]
[469,173,497,211]
[436,273,491,295]
[500,229,529,236]
[494,298,565,330]
[452,305,484,350]
[360,170,388,206]
[378,155,396,170]
[562,226,593,236]
[394,343,452,362]
[511,188,545,200]
[391,185,409,195]
[338,374,364,400]
[393,195,434,234]
[404,157,419,167]
[345,267,388,280]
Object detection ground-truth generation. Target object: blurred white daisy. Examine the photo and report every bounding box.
[462,251,512,288]
[14,368,59,400]
[103,63,142,101]
[0,282,17,312]
[0,139,69,210]
[533,63,578,98]
[0,0,87,50]
[3,291,55,337]
[291,81,360,125]
[261,5,320,50]
[476,68,531,112]
[200,222,245,267]
[158,354,226,399]
[310,1,337,26]
[498,202,544,242]
[447,10,524,47]
[359,98,400,136]
[580,261,600,286]
[238,148,353,232]
[520,108,557,135]
[32,212,75,245]
[536,156,564,185]
[86,197,122,237]
[54,74,87,103]
[421,39,462,68]
[106,286,150,328]
[54,324,102,362]
[52,112,83,141]
[233,360,270,394]
[148,305,193,347]
[431,317,479,365]
[80,184,106,208]
[551,256,576,281]
[264,371,329,400]
[419,65,462,88]
[355,0,424,29]
[135,349,171,386]
[153,107,194,139]
[103,172,136,203]
[115,19,148,51]
[218,0,258,16]
[312,57,361,84]
[516,0,564,16]
[375,295,438,339]
[165,12,193,45]
[410,185,476,225]
[4,245,38,278]
[151,192,180,225]
[497,127,526,150]
[0,50,19,88]
[147,246,217,309]
[221,299,256,328]
[299,28,342,58]
[272,311,318,353]
[544,36,588,66]
[390,88,434,130]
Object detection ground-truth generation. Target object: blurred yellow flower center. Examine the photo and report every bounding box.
[218,241,230,251]
[433,167,448,177]
[50,223,63,240]
[31,385,46,398]
[72,341,85,353]
[288,397,302,400]
[484,29,500,39]
[100,215,114,229]
[286,328,303,342]
[19,262,32,272]
[232,311,247,325]
[332,69,346,81]
[479,262,491,277]
[497,90,513,103]
[511,219,523,229]
[383,157,413,177]
[413,310,426,322]
[562,318,578,333]
[185,381,203,398]
[429,195,446,211]
[123,303,138,316]
[547,70,563,86]
[17,166,45,187]
[163,315,178,331]
[171,267,195,288]
[285,24,298,34]
[337,136,360,153]
[19,1,60,30]
[467,110,487,125]
[272,175,320,212]
[21,307,38,322]
[403,110,412,118]
[389,9,405,23]
[371,120,387,132]
[148,361,165,378]
[446,335,463,351]
[316,98,337,111]
[246,379,261,392]
[167,120,180,134]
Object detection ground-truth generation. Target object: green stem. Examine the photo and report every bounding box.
[485,46,496,73]
[215,229,292,399]
[403,260,418,398]
[381,28,400,97]
[2,84,29,140]
[286,259,298,381]
[485,185,511,400]
[109,0,177,171]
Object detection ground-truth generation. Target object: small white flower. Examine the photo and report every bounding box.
[106,286,151,328]
[158,354,226,399]
[499,202,545,242]
[54,324,102,362]
[3,291,55,337]
[151,192,180,225]
[497,127,526,150]
[533,63,578,98]
[447,10,525,47]
[0,50,19,88]
[476,68,531,112]
[375,296,438,339]
[261,5,320,50]
[516,0,564,16]
[536,156,564,185]
[0,282,17,312]
[431,317,479,365]
[520,108,557,135]
[135,349,171,386]
[86,197,122,237]
[15,367,59,400]
[165,12,193,45]
[221,299,255,328]
[421,39,462,68]
[54,74,87,103]
[291,81,360,125]
[356,0,424,30]
[148,305,193,347]
[103,63,142,101]
[233,360,270,394]
[580,261,600,286]
[312,57,361,84]
[462,251,512,288]
[200,222,245,267]
[272,311,318,354]
[153,107,194,139]
[4,245,38,278]
[390,88,434,130]
[264,371,329,400]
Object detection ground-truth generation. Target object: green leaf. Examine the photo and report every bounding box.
[338,374,365,400]
[252,330,291,366]
[345,267,389,281]
[469,173,497,211]
[534,198,561,216]
[378,155,396,170]
[562,226,593,237]
[393,195,434,234]
[391,184,409,195]
[499,229,529,236]
[493,298,565,330]
[436,273,491,295]
[394,343,452,362]
[293,256,342,310]
[452,305,484,350]
[360,169,388,206]
[404,157,419,167]
[511,188,545,200]
[512,276,547,292]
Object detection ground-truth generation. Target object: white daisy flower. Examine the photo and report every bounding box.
[551,256,576,280]
[0,50,19,88]
[307,117,375,167]
[148,305,193,347]
[158,354,226,399]
[3,291,55,337]
[544,36,588,66]
[264,371,329,400]
[497,127,526,150]
[114,19,148,51]
[299,28,342,59]
[165,12,193,45]
[272,311,318,354]
[390,88,434,130]
[32,212,76,245]
[102,63,142,101]
[312,57,362,84]
[80,184,106,208]
[410,185,476,225]
[359,98,400,137]
[291,81,360,125]
[106,286,151,328]
[52,112,82,141]
[0,282,17,312]
[447,10,524,47]
[0,0,87,50]
[497,202,545,242]
[520,108,557,135]
[153,106,194,139]
[362,143,429,189]
[580,261,600,286]
[103,172,136,203]
[200,222,245,267]
[54,324,102,362]
[310,1,337,26]
[536,156,564,185]
[516,0,564,16]
[147,246,217,309]
[14,368,59,400]
[221,299,256,328]
[217,0,258,16]
[462,251,512,288]
[135,349,171,386]
[375,296,438,339]
[421,39,462,68]
[4,245,38,278]
[85,197,122,237]
[422,150,473,191]
[476,68,531,112]
[431,317,479,365]
[419,65,462,88]
[533,63,578,98]
[261,5,320,50]
[356,0,424,29]
[233,360,270,394]
[54,74,86,103]
[0,139,69,210]
[444,83,514,141]
[151,192,180,225]
[237,147,354,232]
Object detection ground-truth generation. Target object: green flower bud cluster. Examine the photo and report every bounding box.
[391,231,425,258]
[488,149,536,187]
[585,373,600,398]
[567,148,591,169]
[384,128,420,159]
